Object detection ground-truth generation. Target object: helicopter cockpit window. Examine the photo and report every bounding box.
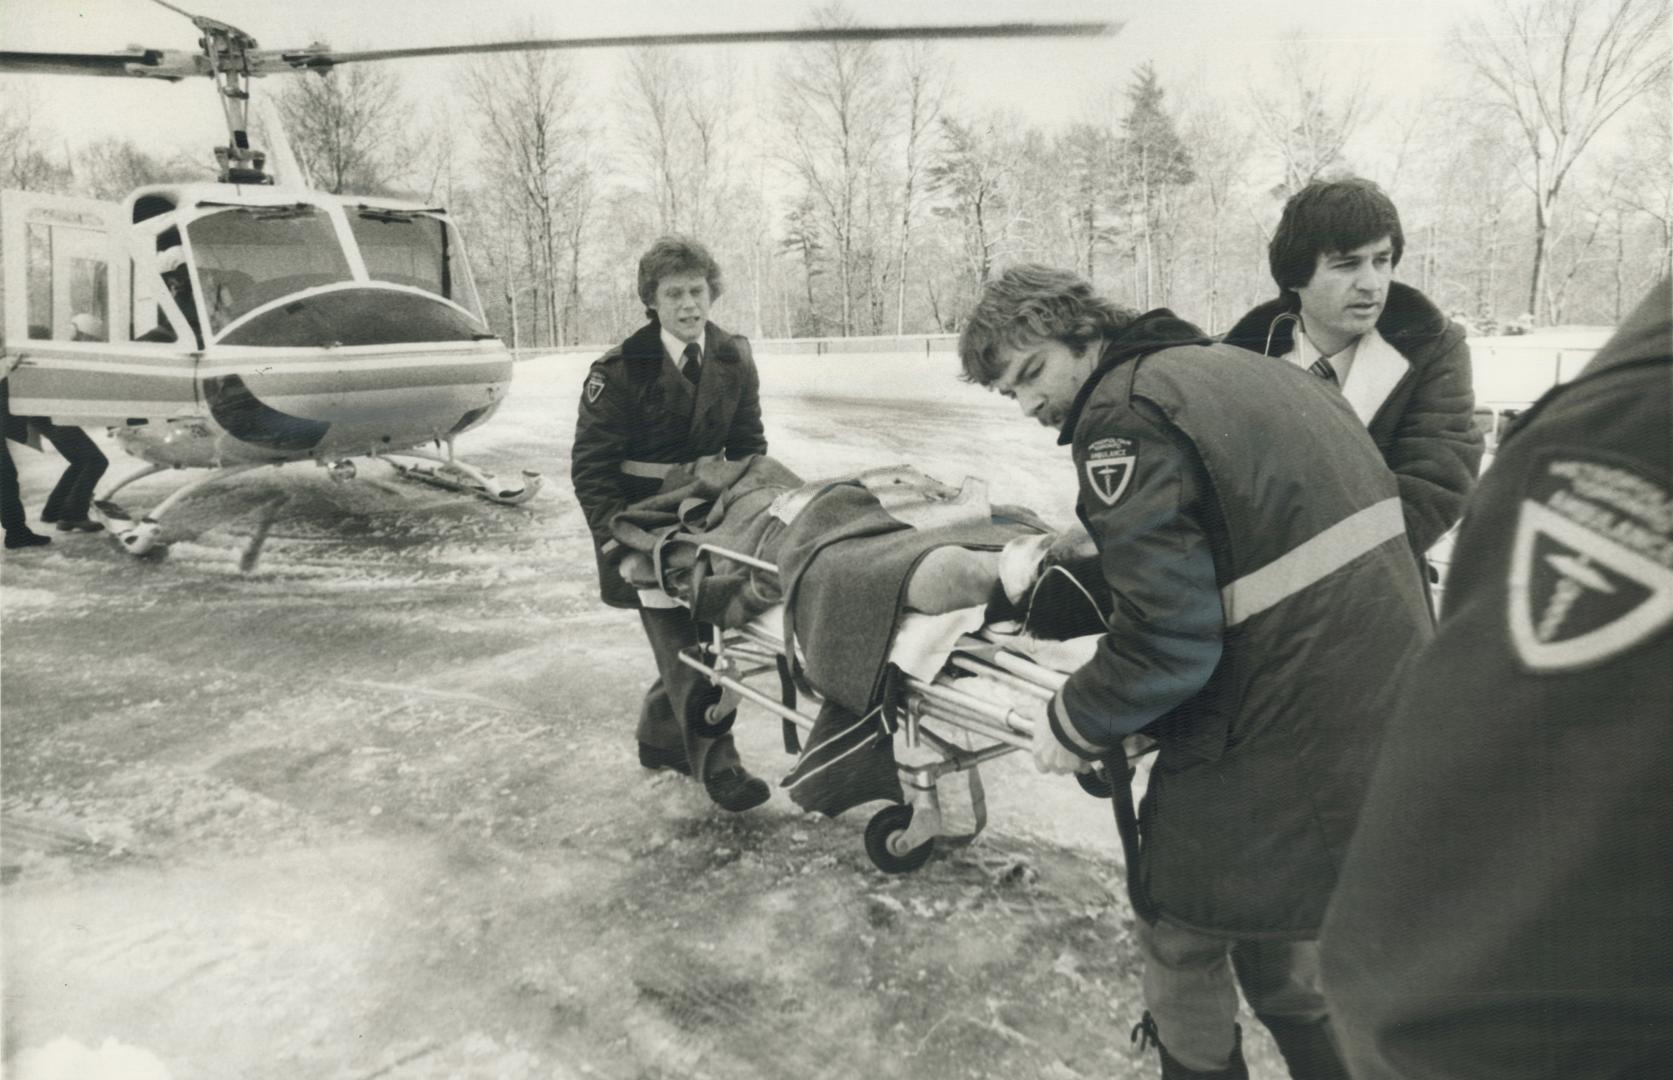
[347,211,485,323]
[185,205,354,330]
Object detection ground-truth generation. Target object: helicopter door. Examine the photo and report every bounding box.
[1,190,198,425]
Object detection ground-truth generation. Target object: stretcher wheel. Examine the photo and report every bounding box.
[685,685,734,739]
[1076,765,1116,800]
[864,804,933,874]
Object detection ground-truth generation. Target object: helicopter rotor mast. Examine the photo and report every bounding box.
[187,14,268,184]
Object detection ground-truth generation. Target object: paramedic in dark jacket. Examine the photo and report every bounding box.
[570,236,770,812]
[1321,279,1673,1079]
[960,265,1432,1080]
[1222,178,1482,581]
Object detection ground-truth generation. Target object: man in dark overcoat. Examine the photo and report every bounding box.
[570,236,770,811]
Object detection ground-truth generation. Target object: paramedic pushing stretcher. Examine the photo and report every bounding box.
[570,236,771,813]
[959,266,1432,1079]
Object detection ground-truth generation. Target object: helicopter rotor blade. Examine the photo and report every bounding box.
[262,21,1115,73]
[0,48,202,80]
[1,20,1115,83]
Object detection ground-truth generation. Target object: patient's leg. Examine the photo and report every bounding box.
[905,546,1002,614]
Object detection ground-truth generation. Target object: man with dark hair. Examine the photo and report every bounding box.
[571,236,771,812]
[1321,278,1673,1078]
[961,264,1432,1079]
[1222,178,1482,582]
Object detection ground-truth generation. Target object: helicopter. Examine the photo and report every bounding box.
[0,1,1111,558]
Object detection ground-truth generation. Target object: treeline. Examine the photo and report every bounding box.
[4,0,1668,346]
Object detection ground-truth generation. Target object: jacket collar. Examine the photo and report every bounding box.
[622,319,740,372]
[1339,326,1410,426]
[1058,308,1213,445]
[1221,280,1451,363]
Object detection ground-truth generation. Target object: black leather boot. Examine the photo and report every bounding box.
[1256,1015,1351,1080]
[1132,1011,1250,1079]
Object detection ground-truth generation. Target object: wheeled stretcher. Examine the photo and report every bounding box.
[668,540,1152,874]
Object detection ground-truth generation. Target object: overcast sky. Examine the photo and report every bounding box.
[3,0,1501,164]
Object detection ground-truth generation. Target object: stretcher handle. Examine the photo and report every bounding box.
[694,542,781,577]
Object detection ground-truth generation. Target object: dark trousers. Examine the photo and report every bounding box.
[637,606,742,780]
[1,406,24,535]
[1,380,108,531]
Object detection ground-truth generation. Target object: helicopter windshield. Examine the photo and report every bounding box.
[347,210,485,324]
[186,205,354,331]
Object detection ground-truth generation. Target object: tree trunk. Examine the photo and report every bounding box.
[1528,193,1550,323]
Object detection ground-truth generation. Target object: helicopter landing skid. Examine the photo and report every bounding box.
[380,452,542,506]
[94,462,268,556]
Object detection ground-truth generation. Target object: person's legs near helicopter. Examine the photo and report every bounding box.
[636,606,769,812]
[36,421,108,532]
[1,381,50,551]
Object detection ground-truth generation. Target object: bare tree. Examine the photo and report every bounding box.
[1248,49,1374,197]
[1120,63,1194,308]
[777,3,892,336]
[274,63,410,194]
[74,140,206,200]
[1181,103,1253,331]
[928,113,1025,302]
[779,196,825,335]
[1456,0,1671,322]
[1048,123,1117,283]
[620,48,686,232]
[1609,100,1673,287]
[0,89,68,192]
[888,43,947,335]
[463,47,592,348]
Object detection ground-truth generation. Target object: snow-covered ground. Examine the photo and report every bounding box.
[3,353,1303,1080]
[1,330,1597,1078]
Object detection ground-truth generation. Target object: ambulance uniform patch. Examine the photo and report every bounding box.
[585,370,606,404]
[1086,436,1137,507]
[1508,457,1673,672]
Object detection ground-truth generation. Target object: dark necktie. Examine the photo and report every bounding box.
[680,341,701,389]
[1309,356,1339,386]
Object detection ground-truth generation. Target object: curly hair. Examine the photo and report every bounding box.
[636,235,725,309]
[957,264,1137,385]
[1269,178,1404,292]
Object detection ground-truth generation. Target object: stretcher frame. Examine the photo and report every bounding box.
[669,541,1139,873]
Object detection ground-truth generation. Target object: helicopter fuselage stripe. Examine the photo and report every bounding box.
[9,400,202,421]
[9,368,193,399]
[11,358,196,377]
[196,352,511,376]
[211,366,509,394]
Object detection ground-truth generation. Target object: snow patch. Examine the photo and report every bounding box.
[10,1038,173,1080]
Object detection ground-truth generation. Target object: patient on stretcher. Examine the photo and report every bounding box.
[609,452,1114,820]
[610,452,1110,642]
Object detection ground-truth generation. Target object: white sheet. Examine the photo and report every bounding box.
[743,603,1098,683]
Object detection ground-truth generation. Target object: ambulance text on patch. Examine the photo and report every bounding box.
[1086,436,1137,507]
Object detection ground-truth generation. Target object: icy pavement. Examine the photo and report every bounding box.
[2,351,1292,1078]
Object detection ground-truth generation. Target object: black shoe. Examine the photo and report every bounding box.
[55,519,105,533]
[703,765,770,812]
[4,530,51,550]
[638,741,692,776]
